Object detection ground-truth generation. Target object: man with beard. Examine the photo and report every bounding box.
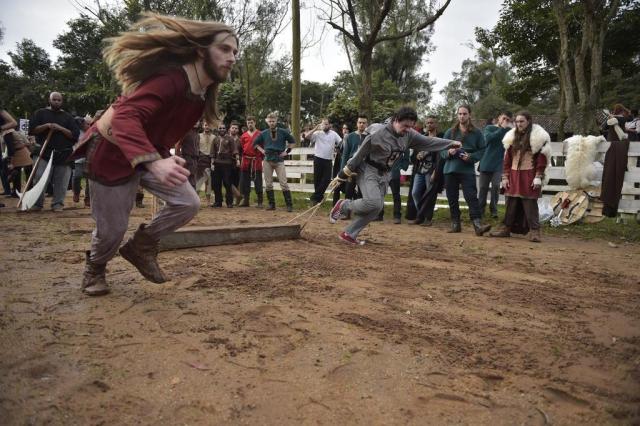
[211,123,240,207]
[238,116,264,207]
[478,111,512,219]
[328,107,460,245]
[440,105,492,236]
[253,112,296,212]
[70,14,238,296]
[305,118,342,205]
[410,115,445,226]
[228,120,243,205]
[175,122,200,190]
[28,92,80,212]
[338,114,369,207]
[196,121,214,205]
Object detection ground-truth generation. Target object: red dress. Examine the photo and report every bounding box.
[72,68,204,185]
[503,146,547,199]
[239,130,264,172]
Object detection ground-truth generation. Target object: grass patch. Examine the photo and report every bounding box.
[282,191,640,243]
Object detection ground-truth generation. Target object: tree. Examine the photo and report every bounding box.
[8,39,52,80]
[488,0,638,135]
[552,0,621,134]
[320,0,451,117]
[291,0,301,139]
[433,44,518,124]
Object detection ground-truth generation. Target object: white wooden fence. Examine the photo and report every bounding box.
[268,143,640,214]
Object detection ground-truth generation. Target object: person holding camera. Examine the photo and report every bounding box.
[440,105,491,235]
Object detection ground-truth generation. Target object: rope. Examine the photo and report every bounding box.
[285,193,331,231]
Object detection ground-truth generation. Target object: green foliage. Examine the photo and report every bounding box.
[430,44,519,123]
[218,81,247,124]
[8,39,52,80]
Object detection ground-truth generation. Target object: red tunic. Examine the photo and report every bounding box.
[73,68,204,185]
[239,130,263,172]
[503,145,547,199]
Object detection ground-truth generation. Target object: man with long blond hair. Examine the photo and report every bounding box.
[70,13,238,296]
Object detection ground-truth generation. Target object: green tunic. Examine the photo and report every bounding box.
[440,127,486,175]
[253,128,296,162]
[479,125,509,173]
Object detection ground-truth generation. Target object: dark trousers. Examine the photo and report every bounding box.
[311,156,333,204]
[504,196,539,232]
[416,183,439,222]
[212,164,234,206]
[239,169,263,199]
[8,165,32,194]
[379,177,401,219]
[445,172,481,221]
[0,158,10,194]
[333,179,361,205]
[478,170,501,217]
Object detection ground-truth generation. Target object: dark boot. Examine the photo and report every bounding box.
[283,190,293,212]
[266,190,276,210]
[119,224,168,283]
[256,192,263,208]
[82,251,109,296]
[447,220,461,233]
[472,218,491,236]
[489,226,511,237]
[135,191,145,208]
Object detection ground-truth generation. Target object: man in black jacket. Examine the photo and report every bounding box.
[28,92,79,212]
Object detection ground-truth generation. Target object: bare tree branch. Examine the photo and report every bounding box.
[374,0,451,44]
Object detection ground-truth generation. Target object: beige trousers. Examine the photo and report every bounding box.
[263,160,289,191]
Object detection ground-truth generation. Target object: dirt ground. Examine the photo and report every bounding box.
[1,196,639,425]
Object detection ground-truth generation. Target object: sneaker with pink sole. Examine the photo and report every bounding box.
[338,231,365,245]
[329,199,347,224]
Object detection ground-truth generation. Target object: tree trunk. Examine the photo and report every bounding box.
[291,0,301,144]
[359,50,373,119]
[557,79,566,141]
[553,0,577,133]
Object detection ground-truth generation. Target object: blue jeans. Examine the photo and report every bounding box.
[445,172,481,221]
[412,173,434,208]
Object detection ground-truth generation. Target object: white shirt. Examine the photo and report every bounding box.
[311,130,342,160]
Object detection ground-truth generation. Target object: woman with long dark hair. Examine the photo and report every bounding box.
[490,111,551,242]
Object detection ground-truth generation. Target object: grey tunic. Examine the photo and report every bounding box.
[346,123,455,174]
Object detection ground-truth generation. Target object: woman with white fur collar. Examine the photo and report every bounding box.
[490,111,551,242]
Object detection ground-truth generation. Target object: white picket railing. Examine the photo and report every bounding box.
[266,143,640,214]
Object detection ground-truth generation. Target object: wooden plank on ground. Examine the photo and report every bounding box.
[159,224,301,251]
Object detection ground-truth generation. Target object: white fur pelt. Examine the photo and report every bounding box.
[503,123,552,184]
[564,135,605,189]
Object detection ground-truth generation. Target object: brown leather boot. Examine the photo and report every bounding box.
[82,251,109,296]
[528,228,541,243]
[489,226,511,237]
[119,224,168,283]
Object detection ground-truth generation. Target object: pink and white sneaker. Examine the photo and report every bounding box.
[338,231,365,246]
[329,199,346,224]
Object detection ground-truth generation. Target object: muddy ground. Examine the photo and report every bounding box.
[1,196,639,425]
